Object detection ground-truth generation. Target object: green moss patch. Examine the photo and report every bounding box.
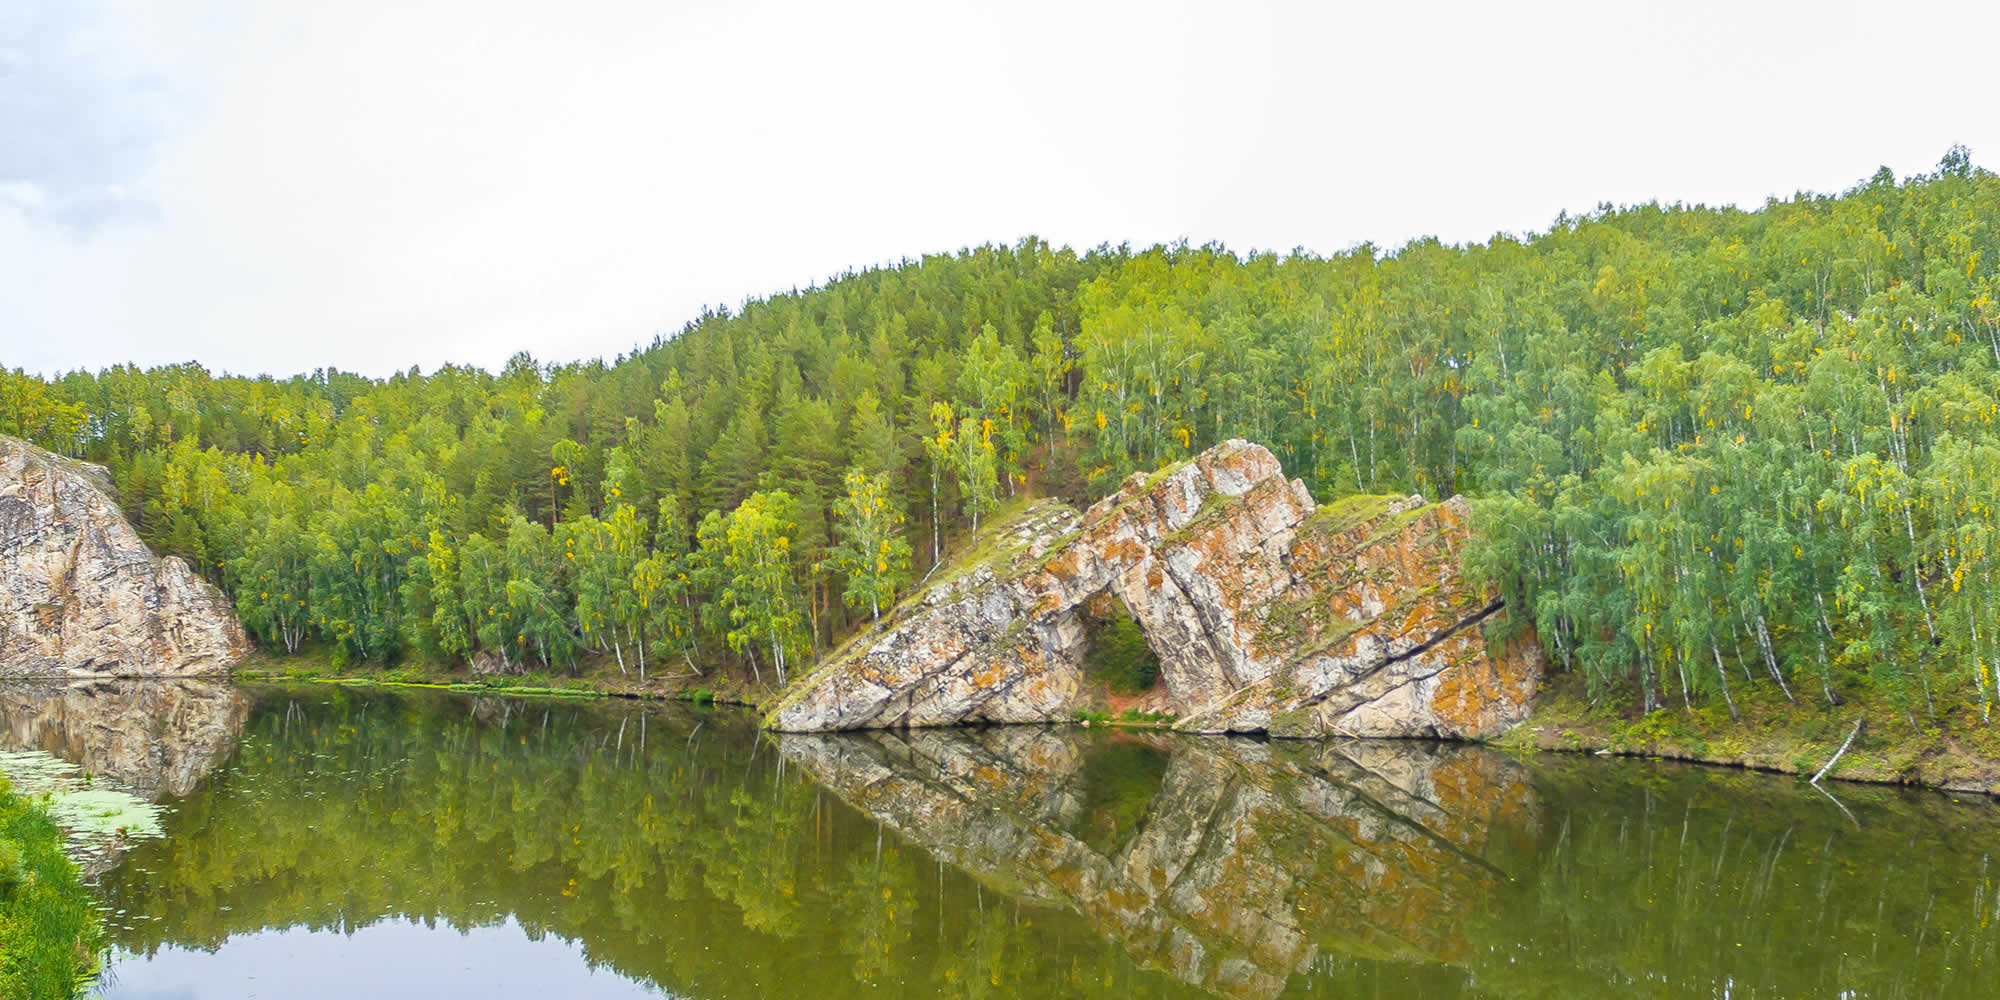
[1304,493,1399,538]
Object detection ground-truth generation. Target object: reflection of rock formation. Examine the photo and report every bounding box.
[767,440,1540,738]
[0,679,251,798]
[780,729,1538,999]
[1,434,249,677]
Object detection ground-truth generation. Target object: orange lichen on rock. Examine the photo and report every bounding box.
[766,440,1541,739]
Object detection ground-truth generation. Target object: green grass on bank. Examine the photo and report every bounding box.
[1497,669,2000,793]
[0,778,102,999]
[232,649,763,708]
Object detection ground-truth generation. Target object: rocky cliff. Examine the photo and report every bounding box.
[1,434,248,677]
[767,440,1539,737]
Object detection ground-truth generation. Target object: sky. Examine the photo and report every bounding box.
[4,0,1998,380]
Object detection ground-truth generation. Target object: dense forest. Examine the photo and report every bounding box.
[6,150,2000,723]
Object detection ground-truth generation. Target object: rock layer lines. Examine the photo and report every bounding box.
[1,434,248,677]
[768,440,1539,737]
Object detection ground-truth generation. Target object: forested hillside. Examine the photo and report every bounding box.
[7,151,2000,723]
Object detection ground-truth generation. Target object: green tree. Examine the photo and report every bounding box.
[695,491,806,686]
[827,470,913,621]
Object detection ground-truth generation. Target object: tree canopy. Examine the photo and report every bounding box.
[13,152,2000,721]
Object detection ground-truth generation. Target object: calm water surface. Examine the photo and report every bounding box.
[3,680,1997,999]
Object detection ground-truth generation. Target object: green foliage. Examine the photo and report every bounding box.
[1083,614,1160,695]
[17,156,2000,719]
[0,779,104,998]
[695,491,807,685]
[826,470,912,621]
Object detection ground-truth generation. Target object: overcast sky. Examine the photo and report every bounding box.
[4,0,1997,380]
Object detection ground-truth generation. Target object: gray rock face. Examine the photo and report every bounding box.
[779,728,1539,999]
[1,435,249,677]
[766,440,1540,737]
[764,500,1093,730]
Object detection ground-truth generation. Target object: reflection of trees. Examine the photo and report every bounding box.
[787,730,2000,1000]
[83,686,2000,999]
[95,687,1203,999]
[1464,760,2000,1000]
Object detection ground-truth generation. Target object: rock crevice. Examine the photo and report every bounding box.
[767,440,1540,738]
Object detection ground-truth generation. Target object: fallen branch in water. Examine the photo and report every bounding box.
[1811,718,1864,785]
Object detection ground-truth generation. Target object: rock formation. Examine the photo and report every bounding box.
[767,439,1539,737]
[1,434,249,677]
[779,727,1539,999]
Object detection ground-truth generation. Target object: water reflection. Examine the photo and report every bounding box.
[1,683,1993,998]
[0,679,249,798]
[91,687,1209,998]
[778,730,1538,998]
[96,916,667,999]
[0,679,249,873]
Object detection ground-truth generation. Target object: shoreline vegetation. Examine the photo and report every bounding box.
[226,649,2000,797]
[1499,671,2000,796]
[0,778,103,999]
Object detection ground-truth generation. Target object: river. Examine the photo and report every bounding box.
[1,680,1995,998]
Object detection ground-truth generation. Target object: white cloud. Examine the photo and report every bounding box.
[2,0,1996,378]
[0,1,170,235]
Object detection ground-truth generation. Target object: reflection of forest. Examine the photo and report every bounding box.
[0,679,249,798]
[788,729,2000,1000]
[72,686,2000,999]
[95,687,1214,999]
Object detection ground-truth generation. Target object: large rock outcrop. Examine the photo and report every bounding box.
[779,728,1539,999]
[1,434,248,677]
[767,440,1539,737]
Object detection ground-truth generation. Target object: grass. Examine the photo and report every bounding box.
[234,648,764,708]
[1303,493,1399,537]
[923,495,1049,589]
[1495,669,2000,793]
[0,777,103,999]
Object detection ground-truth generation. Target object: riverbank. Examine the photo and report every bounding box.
[1495,672,2000,796]
[226,651,2000,796]
[230,650,768,707]
[0,777,103,998]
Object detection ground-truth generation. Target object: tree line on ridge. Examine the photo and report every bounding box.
[5,150,2000,724]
